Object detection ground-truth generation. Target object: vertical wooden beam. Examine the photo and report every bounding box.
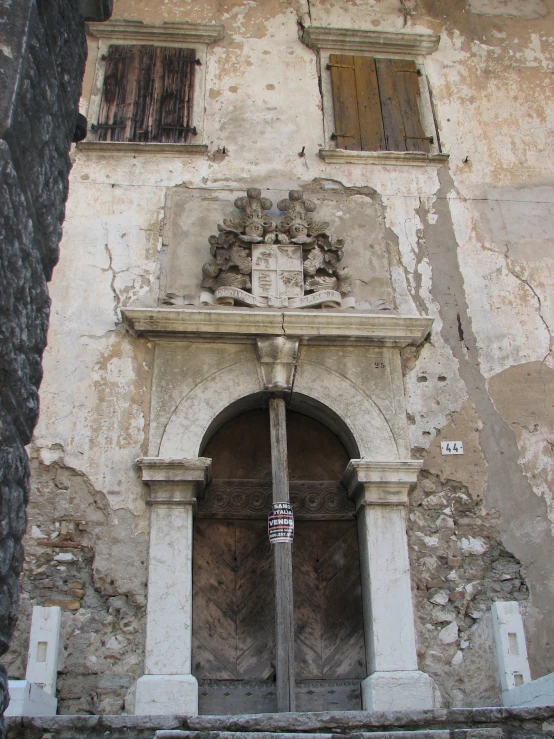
[269,396,296,713]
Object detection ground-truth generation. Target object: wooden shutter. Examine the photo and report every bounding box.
[98,45,196,143]
[329,54,429,153]
[376,59,430,153]
[129,46,196,143]
[97,45,139,142]
[328,54,362,151]
[158,47,196,143]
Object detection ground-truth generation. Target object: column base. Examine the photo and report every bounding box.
[362,670,441,712]
[134,674,198,715]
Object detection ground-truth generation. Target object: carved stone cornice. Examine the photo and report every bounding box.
[86,20,225,45]
[342,460,422,508]
[122,308,433,347]
[302,26,440,57]
[137,457,212,505]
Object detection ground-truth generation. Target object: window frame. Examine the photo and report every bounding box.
[303,27,448,166]
[83,21,224,153]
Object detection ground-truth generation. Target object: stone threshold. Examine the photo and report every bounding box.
[7,706,554,739]
[121,307,433,347]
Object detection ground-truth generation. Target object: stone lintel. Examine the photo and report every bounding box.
[86,20,225,45]
[137,457,212,504]
[302,26,440,57]
[122,308,433,348]
[342,460,422,507]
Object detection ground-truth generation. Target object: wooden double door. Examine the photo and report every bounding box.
[192,410,366,713]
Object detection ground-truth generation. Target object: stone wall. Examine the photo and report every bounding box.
[3,0,554,715]
[0,0,111,728]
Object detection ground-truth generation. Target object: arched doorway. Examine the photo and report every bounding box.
[192,409,366,713]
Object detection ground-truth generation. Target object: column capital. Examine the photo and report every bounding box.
[341,459,422,507]
[137,457,212,504]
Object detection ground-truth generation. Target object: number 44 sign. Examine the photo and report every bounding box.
[441,441,464,455]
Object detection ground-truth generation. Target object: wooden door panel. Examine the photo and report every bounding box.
[293,520,366,680]
[192,586,237,678]
[193,520,275,680]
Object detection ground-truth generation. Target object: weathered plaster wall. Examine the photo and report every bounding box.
[6,0,554,713]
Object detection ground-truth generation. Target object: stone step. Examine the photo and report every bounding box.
[7,706,554,739]
[154,731,500,739]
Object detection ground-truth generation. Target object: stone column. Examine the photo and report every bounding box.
[342,460,440,712]
[134,457,211,716]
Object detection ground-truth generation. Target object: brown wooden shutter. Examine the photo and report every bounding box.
[391,59,430,153]
[97,45,139,142]
[353,56,386,152]
[375,58,430,153]
[98,45,196,143]
[158,47,196,143]
[329,54,361,151]
[329,55,429,153]
[129,46,196,143]
[130,45,156,142]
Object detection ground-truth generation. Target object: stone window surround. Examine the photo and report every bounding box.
[302,26,449,167]
[81,20,224,155]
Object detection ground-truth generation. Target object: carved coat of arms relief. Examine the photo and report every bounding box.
[252,244,304,307]
[167,187,355,309]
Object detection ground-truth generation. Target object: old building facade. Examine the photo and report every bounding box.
[5,0,554,719]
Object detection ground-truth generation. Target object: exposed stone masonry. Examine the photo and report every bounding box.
[4,460,147,714]
[409,471,529,707]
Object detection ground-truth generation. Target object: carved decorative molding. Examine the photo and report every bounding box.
[256,336,299,392]
[196,480,355,519]
[302,27,440,57]
[122,307,433,347]
[86,20,225,45]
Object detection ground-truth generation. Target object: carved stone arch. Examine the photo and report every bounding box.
[158,355,399,461]
[293,360,399,459]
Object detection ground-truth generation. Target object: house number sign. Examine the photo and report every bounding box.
[268,502,294,543]
[441,441,464,455]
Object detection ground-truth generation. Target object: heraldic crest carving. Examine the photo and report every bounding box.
[199,188,352,309]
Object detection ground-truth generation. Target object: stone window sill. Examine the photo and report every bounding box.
[76,142,209,156]
[319,149,449,166]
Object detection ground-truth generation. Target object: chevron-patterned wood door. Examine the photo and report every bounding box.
[293,520,366,680]
[192,519,275,679]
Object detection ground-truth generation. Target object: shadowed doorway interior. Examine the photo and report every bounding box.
[192,408,366,714]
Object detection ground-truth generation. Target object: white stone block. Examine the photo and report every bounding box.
[491,601,531,691]
[361,670,442,711]
[134,674,198,715]
[502,671,554,707]
[144,504,194,676]
[25,605,62,695]
[5,680,57,717]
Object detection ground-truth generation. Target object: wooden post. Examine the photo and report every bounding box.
[269,396,296,713]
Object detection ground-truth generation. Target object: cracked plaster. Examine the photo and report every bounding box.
[16,0,554,711]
